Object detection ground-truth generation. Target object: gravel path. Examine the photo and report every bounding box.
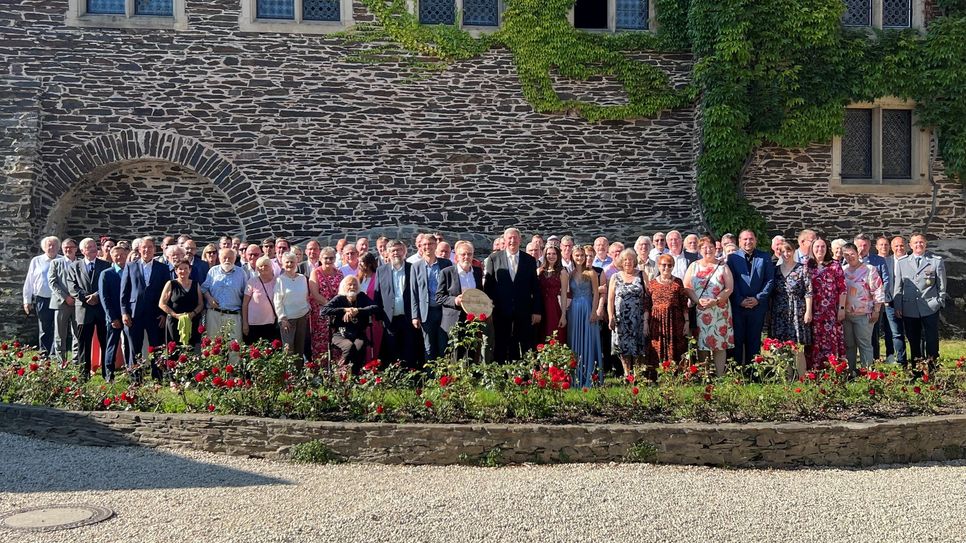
[2,431,965,542]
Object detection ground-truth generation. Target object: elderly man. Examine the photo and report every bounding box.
[436,240,485,337]
[356,237,370,255]
[202,248,247,342]
[120,236,169,378]
[158,236,175,265]
[894,234,946,364]
[592,236,611,269]
[271,237,291,276]
[649,232,668,261]
[99,242,130,381]
[885,236,908,364]
[726,230,775,367]
[374,239,418,368]
[666,230,698,280]
[181,238,209,281]
[23,235,61,358]
[48,238,79,365]
[492,236,506,253]
[340,242,361,277]
[436,241,452,261]
[483,227,543,362]
[684,234,699,256]
[770,235,786,261]
[129,237,142,264]
[855,233,890,361]
[410,233,452,361]
[526,241,544,264]
[299,240,322,277]
[603,242,624,281]
[560,235,576,273]
[794,229,817,264]
[166,244,205,285]
[67,238,110,380]
[375,236,389,264]
[242,243,263,280]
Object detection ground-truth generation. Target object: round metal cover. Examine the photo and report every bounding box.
[0,504,114,532]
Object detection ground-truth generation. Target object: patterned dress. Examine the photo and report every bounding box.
[539,270,567,344]
[688,262,734,352]
[768,262,813,345]
[613,273,651,358]
[310,267,344,362]
[808,260,846,370]
[647,277,689,369]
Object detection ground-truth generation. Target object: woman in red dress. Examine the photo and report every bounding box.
[537,246,570,344]
[807,238,846,370]
[647,254,690,378]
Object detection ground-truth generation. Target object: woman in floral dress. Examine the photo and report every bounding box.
[608,249,651,378]
[684,236,734,376]
[769,240,813,344]
[647,254,689,380]
[807,238,846,370]
[309,246,344,364]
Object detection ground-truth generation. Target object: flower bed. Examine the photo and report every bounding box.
[1,317,964,425]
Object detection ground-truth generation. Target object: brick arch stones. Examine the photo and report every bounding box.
[39,129,270,239]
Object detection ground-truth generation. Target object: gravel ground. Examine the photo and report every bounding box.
[2,431,965,543]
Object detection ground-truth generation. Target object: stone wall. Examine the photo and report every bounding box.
[2,403,966,467]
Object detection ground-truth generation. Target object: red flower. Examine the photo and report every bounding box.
[631,386,639,396]
[363,360,380,373]
[178,354,188,364]
[103,397,112,407]
[626,374,635,383]
[922,374,930,383]
[271,339,283,350]
[225,364,234,374]
[753,355,764,364]
[660,360,672,371]
[913,386,922,394]
[359,377,368,385]
[28,363,39,372]
[549,339,557,346]
[466,313,476,322]
[224,379,235,389]
[211,366,220,374]
[12,340,20,348]
[306,390,313,397]
[194,371,206,382]
[250,347,261,359]
[207,404,216,412]
[478,313,488,321]
[424,400,433,408]
[0,343,6,350]
[376,405,384,414]
[688,365,699,375]
[201,337,211,348]
[375,377,382,385]
[569,358,577,369]
[31,354,39,362]
[794,387,802,393]
[15,368,24,376]
[15,351,23,358]
[561,382,570,390]
[212,376,224,387]
[230,340,240,352]
[211,346,221,356]
[868,388,876,396]
[197,324,206,334]
[439,375,452,387]
[167,341,177,353]
[119,391,129,402]
[537,343,546,352]
[513,376,524,386]
[806,372,816,380]
[703,392,713,401]
[165,359,177,370]
[147,346,155,354]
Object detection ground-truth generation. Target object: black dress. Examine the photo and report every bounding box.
[165,280,201,346]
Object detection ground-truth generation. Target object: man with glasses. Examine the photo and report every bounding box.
[649,232,669,261]
[559,235,576,273]
[340,243,360,277]
[271,237,291,276]
[49,238,80,366]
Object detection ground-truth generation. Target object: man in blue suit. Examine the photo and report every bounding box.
[410,233,453,361]
[726,230,775,367]
[120,236,169,379]
[99,242,130,382]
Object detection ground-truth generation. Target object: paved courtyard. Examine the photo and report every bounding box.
[1,431,965,542]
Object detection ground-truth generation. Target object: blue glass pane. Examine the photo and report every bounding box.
[87,0,125,14]
[135,0,173,15]
[842,0,871,26]
[463,0,498,26]
[257,0,295,19]
[304,0,340,21]
[419,0,455,24]
[883,0,911,27]
[616,0,647,29]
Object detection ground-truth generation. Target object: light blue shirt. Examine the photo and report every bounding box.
[427,260,441,307]
[391,265,406,317]
[201,265,246,311]
[592,256,613,269]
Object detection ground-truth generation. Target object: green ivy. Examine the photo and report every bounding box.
[345,0,966,236]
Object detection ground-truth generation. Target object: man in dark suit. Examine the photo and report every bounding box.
[885,236,908,364]
[67,238,110,380]
[373,239,418,368]
[410,233,453,361]
[120,236,169,379]
[99,242,130,382]
[483,227,544,363]
[436,240,485,335]
[667,230,700,336]
[726,230,775,367]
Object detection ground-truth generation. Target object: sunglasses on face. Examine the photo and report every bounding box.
[204,251,216,255]
[658,263,673,268]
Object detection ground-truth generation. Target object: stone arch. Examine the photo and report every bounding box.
[39,129,270,239]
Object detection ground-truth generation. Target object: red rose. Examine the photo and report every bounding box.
[12,340,20,348]
[212,376,224,387]
[166,359,177,369]
[794,387,802,393]
[28,363,39,372]
[549,339,557,346]
[147,346,155,354]
[688,365,699,375]
[194,371,206,382]
[211,346,221,356]
[15,368,25,376]
[225,379,235,389]
[922,374,930,383]
[466,313,476,322]
[250,347,261,359]
[631,386,639,396]
[201,337,211,348]
[424,400,433,408]
[197,324,206,334]
[478,313,487,321]
[225,364,234,374]
[211,366,220,374]
[230,340,240,352]
[913,386,922,394]
[120,392,128,402]
[626,374,635,383]
[806,372,816,380]
[15,351,23,358]
[375,377,382,384]
[537,343,545,352]
[561,382,570,390]
[376,405,384,414]
[271,339,283,350]
[31,355,39,361]
[0,343,7,350]
[103,397,112,407]
[167,341,177,353]
[359,377,367,385]
[207,404,216,412]
[869,389,876,396]
[513,376,524,386]
[178,354,188,363]
[439,375,452,387]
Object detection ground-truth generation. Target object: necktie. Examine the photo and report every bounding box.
[87,262,94,276]
[746,252,754,268]
[509,254,517,279]
[916,257,922,268]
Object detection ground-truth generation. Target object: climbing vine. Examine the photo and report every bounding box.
[342,0,966,236]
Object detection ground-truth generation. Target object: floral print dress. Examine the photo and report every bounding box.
[689,262,734,351]
[769,262,813,345]
[310,267,344,362]
[808,261,845,370]
[613,273,650,357]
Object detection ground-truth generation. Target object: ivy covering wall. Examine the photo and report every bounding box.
[346,0,966,235]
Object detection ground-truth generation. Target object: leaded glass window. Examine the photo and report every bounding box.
[257,0,296,19]
[842,0,871,26]
[882,0,911,27]
[135,0,172,16]
[842,109,873,179]
[420,0,455,24]
[463,0,498,26]
[616,0,648,30]
[882,109,912,178]
[304,0,340,20]
[87,0,125,14]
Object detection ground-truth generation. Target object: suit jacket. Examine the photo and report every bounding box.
[297,260,321,277]
[726,249,775,311]
[863,253,891,303]
[436,265,485,333]
[120,259,169,323]
[47,256,75,309]
[99,266,124,324]
[374,261,413,324]
[410,257,453,322]
[483,250,544,319]
[67,258,110,324]
[188,257,210,283]
[893,252,947,318]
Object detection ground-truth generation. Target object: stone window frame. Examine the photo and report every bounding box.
[569,0,658,33]
[239,0,355,34]
[66,0,189,31]
[406,0,506,36]
[830,97,931,194]
[842,0,926,31]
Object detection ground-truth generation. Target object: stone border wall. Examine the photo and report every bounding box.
[2,404,966,467]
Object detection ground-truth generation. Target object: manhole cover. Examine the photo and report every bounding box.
[0,504,114,532]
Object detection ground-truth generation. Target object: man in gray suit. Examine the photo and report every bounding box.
[410,233,453,361]
[48,238,79,366]
[67,238,110,380]
[893,234,947,363]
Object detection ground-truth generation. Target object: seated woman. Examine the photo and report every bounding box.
[320,275,380,374]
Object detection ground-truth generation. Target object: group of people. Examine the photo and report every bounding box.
[21,226,948,384]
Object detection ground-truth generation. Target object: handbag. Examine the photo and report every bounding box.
[259,278,278,326]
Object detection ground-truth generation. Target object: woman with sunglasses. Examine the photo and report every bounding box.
[201,244,218,269]
[309,246,344,364]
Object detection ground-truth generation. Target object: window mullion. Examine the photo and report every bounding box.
[296,0,303,22]
[873,108,883,183]
[126,0,134,17]
[872,0,882,29]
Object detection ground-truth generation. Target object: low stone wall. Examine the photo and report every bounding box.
[2,403,965,467]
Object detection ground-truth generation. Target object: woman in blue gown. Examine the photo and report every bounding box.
[567,247,603,388]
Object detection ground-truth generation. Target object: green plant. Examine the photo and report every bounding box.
[624,439,659,463]
[290,439,346,464]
